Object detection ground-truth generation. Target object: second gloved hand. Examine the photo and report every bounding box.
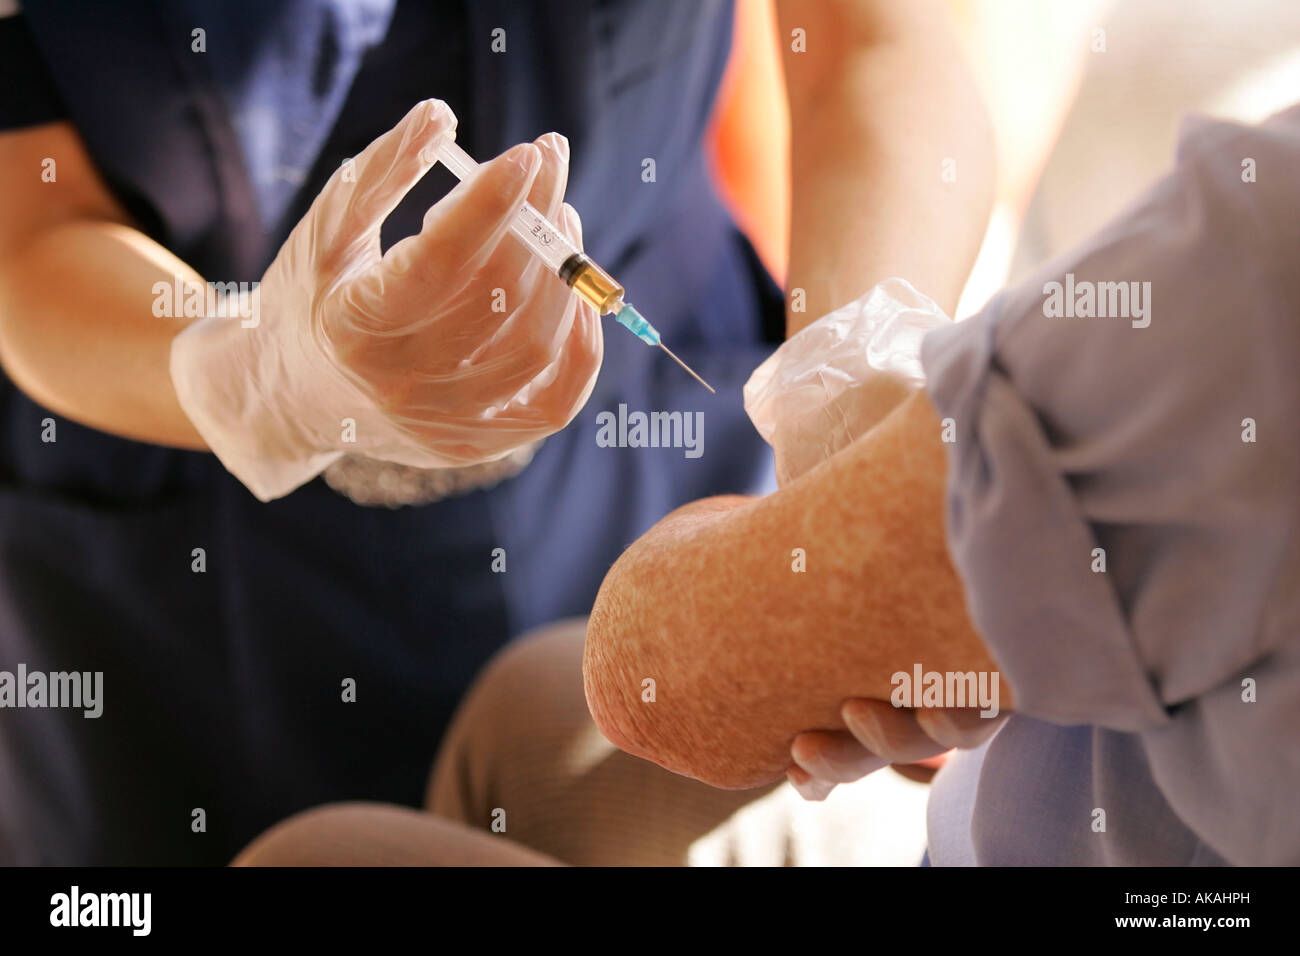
[171,99,602,501]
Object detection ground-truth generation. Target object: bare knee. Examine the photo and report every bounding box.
[232,802,392,866]
[233,801,559,866]
[424,617,598,815]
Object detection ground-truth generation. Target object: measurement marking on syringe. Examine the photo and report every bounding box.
[432,134,715,393]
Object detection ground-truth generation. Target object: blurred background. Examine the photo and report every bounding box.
[708,0,1300,318]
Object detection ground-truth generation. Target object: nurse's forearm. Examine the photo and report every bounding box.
[0,220,207,449]
[583,390,1011,788]
[778,0,994,329]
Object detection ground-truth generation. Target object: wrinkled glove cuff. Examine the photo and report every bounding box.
[170,313,346,501]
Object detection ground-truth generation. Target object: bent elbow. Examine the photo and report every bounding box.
[580,597,647,758]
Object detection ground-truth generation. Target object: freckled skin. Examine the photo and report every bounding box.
[583,391,1013,789]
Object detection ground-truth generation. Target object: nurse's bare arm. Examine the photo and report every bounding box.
[0,122,208,448]
[583,389,1014,788]
[779,0,994,328]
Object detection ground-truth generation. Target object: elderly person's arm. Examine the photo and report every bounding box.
[589,107,1300,870]
[583,389,1013,788]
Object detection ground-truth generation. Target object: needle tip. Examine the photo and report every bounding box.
[658,342,716,394]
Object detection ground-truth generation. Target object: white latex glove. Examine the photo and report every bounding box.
[171,99,602,501]
[742,277,951,487]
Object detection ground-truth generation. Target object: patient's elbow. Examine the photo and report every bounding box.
[581,592,648,759]
[582,588,786,791]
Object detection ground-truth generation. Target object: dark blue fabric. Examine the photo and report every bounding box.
[0,14,67,129]
[0,0,780,864]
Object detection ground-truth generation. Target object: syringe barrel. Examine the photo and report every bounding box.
[508,201,579,273]
[432,137,578,273]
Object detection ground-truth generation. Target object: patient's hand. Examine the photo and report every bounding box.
[788,699,1008,800]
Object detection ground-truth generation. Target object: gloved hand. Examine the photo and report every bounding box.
[171,99,602,501]
[743,277,951,487]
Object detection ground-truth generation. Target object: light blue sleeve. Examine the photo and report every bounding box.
[920,106,1300,864]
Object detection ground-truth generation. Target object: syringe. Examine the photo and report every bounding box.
[429,137,715,394]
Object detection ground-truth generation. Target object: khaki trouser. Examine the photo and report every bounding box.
[234,619,929,866]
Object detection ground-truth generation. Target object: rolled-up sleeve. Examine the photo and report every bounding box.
[922,311,1175,731]
[922,106,1300,863]
[922,100,1300,823]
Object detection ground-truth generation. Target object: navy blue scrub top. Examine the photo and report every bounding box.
[0,0,782,864]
